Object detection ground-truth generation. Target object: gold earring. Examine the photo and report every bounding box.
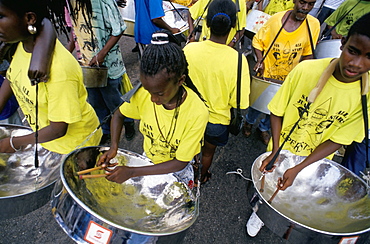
[27,25,37,35]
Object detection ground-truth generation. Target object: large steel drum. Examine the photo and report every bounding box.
[51,146,198,244]
[314,39,342,59]
[0,124,62,220]
[249,76,283,114]
[249,150,370,243]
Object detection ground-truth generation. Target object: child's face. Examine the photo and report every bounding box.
[140,69,183,106]
[335,33,370,83]
[0,3,28,43]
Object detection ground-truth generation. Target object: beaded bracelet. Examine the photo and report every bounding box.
[10,135,20,152]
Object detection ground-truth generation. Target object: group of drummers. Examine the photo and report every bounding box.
[0,0,369,240]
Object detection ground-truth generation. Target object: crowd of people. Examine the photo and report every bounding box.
[0,0,369,242]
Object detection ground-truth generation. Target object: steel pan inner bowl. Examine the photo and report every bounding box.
[251,150,370,235]
[61,146,197,235]
[0,124,61,198]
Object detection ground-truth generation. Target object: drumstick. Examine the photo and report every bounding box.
[267,188,280,204]
[260,175,265,193]
[77,166,103,175]
[79,174,106,179]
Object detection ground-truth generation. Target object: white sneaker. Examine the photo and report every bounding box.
[246,212,264,237]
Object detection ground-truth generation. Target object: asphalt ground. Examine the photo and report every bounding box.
[0,35,369,244]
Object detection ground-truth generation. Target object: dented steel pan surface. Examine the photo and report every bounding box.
[52,146,198,243]
[0,124,62,220]
[251,150,370,241]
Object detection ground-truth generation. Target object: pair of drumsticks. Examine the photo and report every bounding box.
[77,166,107,179]
[260,174,280,204]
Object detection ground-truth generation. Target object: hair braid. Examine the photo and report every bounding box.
[141,30,206,104]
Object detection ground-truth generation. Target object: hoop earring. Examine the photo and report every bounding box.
[28,25,37,35]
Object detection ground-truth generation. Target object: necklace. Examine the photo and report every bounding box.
[153,87,184,148]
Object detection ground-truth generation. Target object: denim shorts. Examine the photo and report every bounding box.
[204,123,229,146]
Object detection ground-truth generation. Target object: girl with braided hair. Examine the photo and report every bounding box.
[0,0,102,154]
[98,30,209,186]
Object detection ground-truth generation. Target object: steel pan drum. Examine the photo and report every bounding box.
[246,9,271,34]
[249,76,283,114]
[250,150,370,243]
[52,147,198,244]
[119,0,135,36]
[314,39,342,59]
[0,124,61,220]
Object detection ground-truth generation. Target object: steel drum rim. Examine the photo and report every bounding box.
[59,146,198,236]
[251,150,370,236]
[0,123,59,199]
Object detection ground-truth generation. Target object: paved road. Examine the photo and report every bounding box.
[0,36,368,244]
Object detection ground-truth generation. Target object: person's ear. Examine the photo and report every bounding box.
[25,12,37,26]
[177,74,186,86]
[340,36,347,51]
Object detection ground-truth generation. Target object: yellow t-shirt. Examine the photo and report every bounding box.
[267,58,370,157]
[263,0,294,16]
[189,0,247,44]
[119,86,209,164]
[7,41,102,154]
[184,40,250,124]
[252,11,320,81]
[172,0,193,7]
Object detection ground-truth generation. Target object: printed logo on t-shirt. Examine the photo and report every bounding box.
[281,94,348,154]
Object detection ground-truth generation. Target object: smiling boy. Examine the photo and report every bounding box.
[247,12,370,237]
[261,12,370,190]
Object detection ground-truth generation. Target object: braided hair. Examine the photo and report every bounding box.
[141,30,206,104]
[206,0,237,36]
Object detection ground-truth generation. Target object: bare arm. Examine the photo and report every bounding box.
[328,26,342,39]
[259,113,283,172]
[89,33,123,66]
[0,121,68,153]
[187,15,196,42]
[253,48,264,76]
[278,140,342,190]
[66,31,76,53]
[0,78,14,112]
[105,159,187,184]
[301,54,313,61]
[28,18,57,83]
[152,17,180,34]
[97,109,126,164]
[227,29,245,47]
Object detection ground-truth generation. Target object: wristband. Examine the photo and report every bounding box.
[10,136,20,152]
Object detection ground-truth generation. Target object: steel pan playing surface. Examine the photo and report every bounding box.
[0,124,61,219]
[56,146,197,237]
[251,150,370,235]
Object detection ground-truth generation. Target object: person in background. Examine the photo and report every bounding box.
[246,13,370,236]
[184,0,250,184]
[263,0,294,16]
[324,0,370,39]
[316,0,345,24]
[67,0,135,145]
[187,0,246,47]
[0,0,102,155]
[133,0,181,55]
[242,0,319,145]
